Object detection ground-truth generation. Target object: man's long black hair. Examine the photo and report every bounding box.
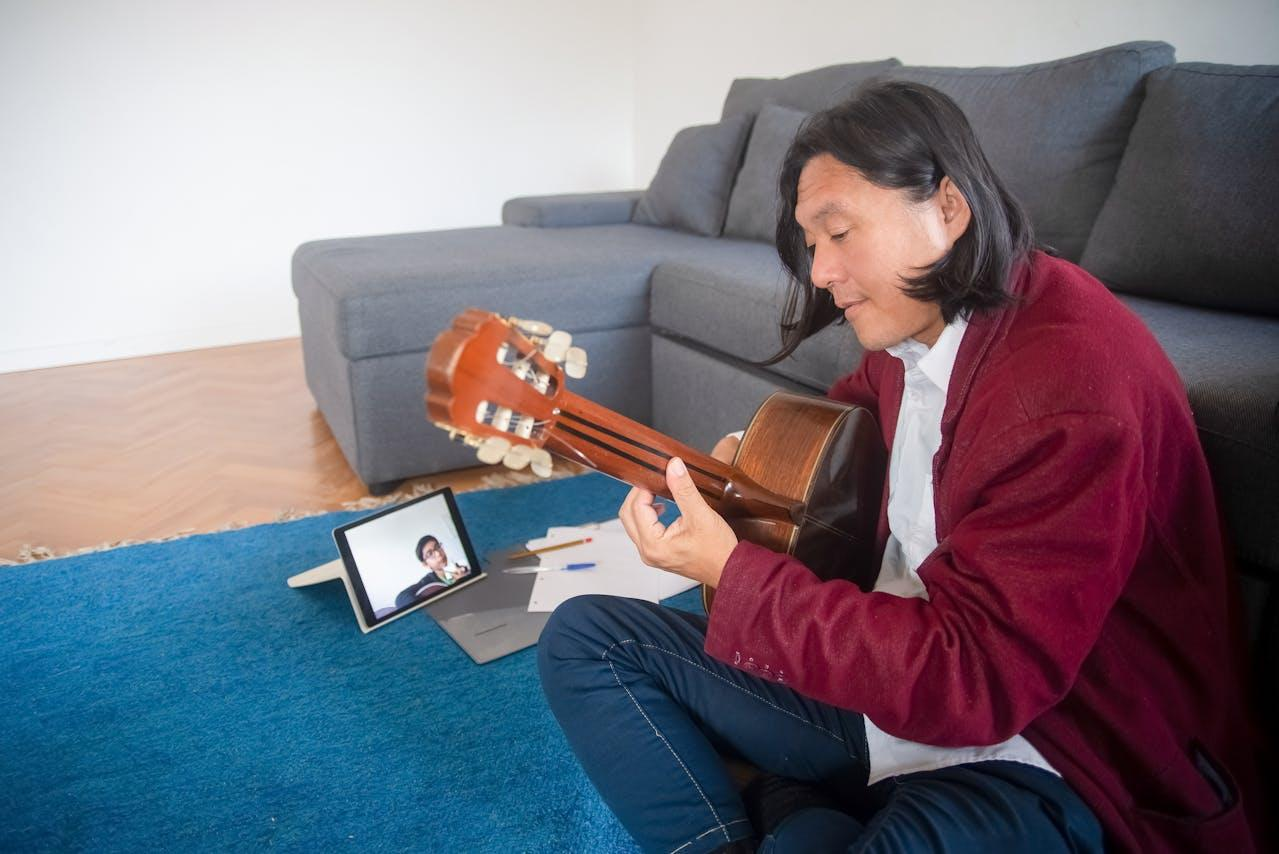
[764,81,1035,365]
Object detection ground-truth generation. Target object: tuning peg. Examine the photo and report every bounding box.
[492,406,514,432]
[530,448,554,478]
[564,346,588,379]
[542,330,572,363]
[502,443,532,470]
[476,436,511,464]
[512,318,553,337]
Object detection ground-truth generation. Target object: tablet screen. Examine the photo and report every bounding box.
[332,487,485,629]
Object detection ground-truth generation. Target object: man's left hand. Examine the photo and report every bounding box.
[618,457,738,588]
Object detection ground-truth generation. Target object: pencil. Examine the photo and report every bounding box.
[508,536,593,559]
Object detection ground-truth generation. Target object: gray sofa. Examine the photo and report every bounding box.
[292,42,1277,717]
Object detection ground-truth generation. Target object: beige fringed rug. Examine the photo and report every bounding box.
[4,465,585,566]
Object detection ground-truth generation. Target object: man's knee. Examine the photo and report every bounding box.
[538,595,633,681]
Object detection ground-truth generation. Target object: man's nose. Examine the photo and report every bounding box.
[809,244,841,290]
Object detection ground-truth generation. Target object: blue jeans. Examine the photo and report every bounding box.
[537,595,1105,854]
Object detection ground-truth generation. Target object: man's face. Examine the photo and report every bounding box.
[795,153,963,351]
[420,540,447,573]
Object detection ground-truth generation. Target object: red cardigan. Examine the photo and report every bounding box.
[704,251,1266,851]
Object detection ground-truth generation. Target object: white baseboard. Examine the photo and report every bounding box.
[0,319,301,374]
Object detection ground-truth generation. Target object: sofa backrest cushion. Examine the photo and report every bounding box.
[723,103,810,244]
[633,114,753,237]
[885,41,1175,261]
[720,59,900,120]
[1080,63,1279,317]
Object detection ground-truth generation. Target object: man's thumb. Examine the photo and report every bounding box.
[666,457,705,513]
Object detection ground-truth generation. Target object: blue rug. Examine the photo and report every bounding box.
[1,473,699,852]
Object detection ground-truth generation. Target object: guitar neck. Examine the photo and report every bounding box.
[545,390,800,524]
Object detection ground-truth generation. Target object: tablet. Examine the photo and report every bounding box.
[332,486,485,631]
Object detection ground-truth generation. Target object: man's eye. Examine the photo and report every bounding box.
[831,231,849,242]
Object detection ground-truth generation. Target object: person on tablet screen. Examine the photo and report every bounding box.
[394,535,471,609]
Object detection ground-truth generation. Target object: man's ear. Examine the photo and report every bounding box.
[938,176,972,245]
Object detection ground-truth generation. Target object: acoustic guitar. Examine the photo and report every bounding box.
[425,309,887,611]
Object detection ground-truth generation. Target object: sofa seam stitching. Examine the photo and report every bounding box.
[889,44,1168,79]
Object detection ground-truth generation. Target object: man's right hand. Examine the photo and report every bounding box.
[710,433,741,465]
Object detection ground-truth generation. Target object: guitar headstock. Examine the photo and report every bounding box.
[425,309,588,476]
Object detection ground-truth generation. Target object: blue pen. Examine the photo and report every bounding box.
[504,562,597,575]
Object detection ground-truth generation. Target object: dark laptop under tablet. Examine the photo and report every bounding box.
[423,556,550,664]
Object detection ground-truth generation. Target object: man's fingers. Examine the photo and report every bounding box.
[631,487,665,537]
[619,485,664,546]
[618,487,640,542]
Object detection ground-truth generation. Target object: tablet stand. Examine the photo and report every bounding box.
[287,559,344,588]
[287,559,377,633]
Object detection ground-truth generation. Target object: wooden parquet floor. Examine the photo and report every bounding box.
[0,339,583,562]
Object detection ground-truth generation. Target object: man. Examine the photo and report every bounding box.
[537,82,1264,852]
[394,534,470,609]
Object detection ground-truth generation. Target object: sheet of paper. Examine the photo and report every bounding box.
[582,520,699,599]
[524,519,698,613]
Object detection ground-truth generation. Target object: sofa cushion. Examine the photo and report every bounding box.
[1120,295,1279,572]
[293,223,771,361]
[885,41,1174,262]
[653,335,820,461]
[632,114,753,237]
[1081,64,1279,317]
[721,59,901,119]
[649,245,861,392]
[502,191,643,228]
[723,103,810,244]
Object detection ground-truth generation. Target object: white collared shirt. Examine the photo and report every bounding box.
[861,313,1060,784]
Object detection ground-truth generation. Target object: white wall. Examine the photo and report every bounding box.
[0,0,635,373]
[5,1,1278,373]
[632,0,1279,183]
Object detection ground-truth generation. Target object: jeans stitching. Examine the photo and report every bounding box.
[696,818,752,840]
[627,639,847,745]
[669,818,754,854]
[603,643,730,847]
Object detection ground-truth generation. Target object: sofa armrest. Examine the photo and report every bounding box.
[502,191,644,227]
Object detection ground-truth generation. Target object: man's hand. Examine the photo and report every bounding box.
[710,432,740,465]
[618,456,739,588]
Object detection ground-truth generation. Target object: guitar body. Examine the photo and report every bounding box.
[705,391,886,611]
[424,309,887,615]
